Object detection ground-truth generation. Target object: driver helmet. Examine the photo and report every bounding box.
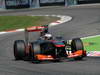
[44,33,53,40]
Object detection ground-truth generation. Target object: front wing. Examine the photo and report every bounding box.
[34,50,86,61]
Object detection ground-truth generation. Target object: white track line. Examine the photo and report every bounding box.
[81,35,100,39]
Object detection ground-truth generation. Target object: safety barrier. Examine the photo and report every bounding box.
[0,0,100,9]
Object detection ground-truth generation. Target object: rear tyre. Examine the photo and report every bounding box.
[14,40,26,60]
[30,42,41,63]
[31,42,41,57]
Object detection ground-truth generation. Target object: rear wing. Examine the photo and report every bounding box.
[25,25,48,32]
[26,26,45,32]
[25,25,48,46]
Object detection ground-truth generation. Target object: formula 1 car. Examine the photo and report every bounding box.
[14,25,86,63]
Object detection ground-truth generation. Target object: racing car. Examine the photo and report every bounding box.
[13,25,86,63]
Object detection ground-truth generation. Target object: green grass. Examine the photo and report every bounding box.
[82,36,100,51]
[0,16,59,31]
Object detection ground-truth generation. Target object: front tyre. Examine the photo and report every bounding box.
[71,38,84,53]
[71,38,84,60]
[14,40,26,60]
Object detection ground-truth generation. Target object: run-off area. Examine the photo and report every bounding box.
[82,35,100,56]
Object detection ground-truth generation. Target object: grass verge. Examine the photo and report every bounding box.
[82,36,100,51]
[0,16,59,31]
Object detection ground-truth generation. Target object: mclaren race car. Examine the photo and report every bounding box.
[14,25,86,63]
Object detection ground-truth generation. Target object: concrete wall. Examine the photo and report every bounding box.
[65,0,77,6]
[30,0,40,8]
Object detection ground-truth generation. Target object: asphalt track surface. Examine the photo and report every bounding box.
[0,5,100,75]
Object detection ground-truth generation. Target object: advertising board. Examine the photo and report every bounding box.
[6,0,16,6]
[40,0,65,3]
[16,0,29,5]
[5,0,30,9]
[6,0,29,6]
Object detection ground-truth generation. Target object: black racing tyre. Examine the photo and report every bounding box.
[14,40,26,60]
[30,42,41,63]
[31,42,41,60]
[71,38,84,53]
